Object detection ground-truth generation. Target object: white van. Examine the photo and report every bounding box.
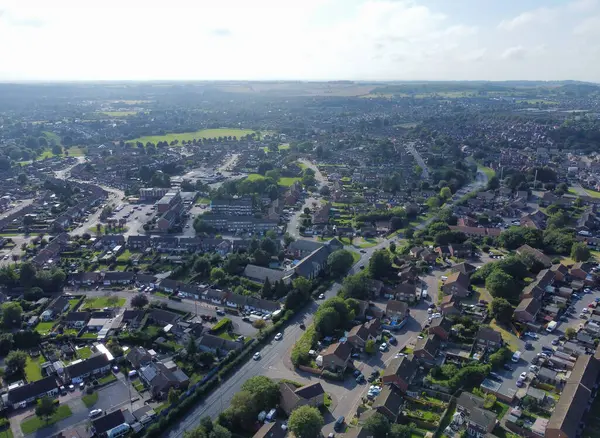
[512,351,522,363]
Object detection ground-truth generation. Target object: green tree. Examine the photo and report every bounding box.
[228,390,258,428]
[288,405,324,438]
[51,144,63,156]
[485,269,517,299]
[168,388,181,405]
[364,412,390,437]
[314,307,340,336]
[340,273,370,299]
[35,396,57,423]
[210,268,226,285]
[209,424,231,438]
[1,302,22,328]
[252,319,266,330]
[439,186,452,200]
[261,278,273,300]
[389,242,396,253]
[390,424,414,438]
[565,327,577,339]
[490,298,513,323]
[194,257,211,277]
[292,277,312,295]
[19,262,36,289]
[5,350,27,376]
[571,242,591,262]
[131,293,149,309]
[365,339,376,354]
[0,333,14,356]
[369,249,392,279]
[241,376,279,410]
[327,249,354,277]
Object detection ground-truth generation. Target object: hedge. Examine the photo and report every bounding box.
[291,324,317,366]
[210,318,232,333]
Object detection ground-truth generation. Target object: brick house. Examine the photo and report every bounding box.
[442,271,470,298]
[320,342,352,372]
[382,355,417,392]
[428,317,453,340]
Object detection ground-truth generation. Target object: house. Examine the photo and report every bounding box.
[244,297,281,314]
[139,361,189,399]
[476,327,503,351]
[452,262,477,276]
[570,262,596,284]
[148,309,181,326]
[6,377,59,409]
[65,353,111,383]
[385,300,409,320]
[536,367,561,387]
[243,264,293,285]
[288,239,324,259]
[440,294,461,316]
[420,249,438,263]
[127,347,154,369]
[551,264,569,282]
[294,239,343,280]
[64,312,90,329]
[394,282,418,302]
[382,355,417,392]
[127,235,151,250]
[253,421,289,438]
[516,244,552,268]
[68,272,99,286]
[410,247,424,258]
[456,393,498,438]
[428,317,453,341]
[371,386,404,423]
[121,310,145,329]
[91,409,132,436]
[101,271,134,285]
[320,342,352,372]
[279,381,325,415]
[197,334,242,356]
[413,334,441,363]
[347,323,377,350]
[442,272,470,298]
[435,246,451,258]
[514,297,542,323]
[41,296,70,321]
[449,243,471,258]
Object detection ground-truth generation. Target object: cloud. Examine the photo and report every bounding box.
[498,8,556,31]
[500,46,527,60]
[573,16,600,36]
[211,28,232,37]
[569,0,598,12]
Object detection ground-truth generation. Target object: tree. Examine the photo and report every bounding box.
[327,250,354,277]
[168,388,181,405]
[364,413,391,437]
[0,333,14,356]
[51,144,63,156]
[369,249,392,279]
[5,350,28,376]
[260,238,277,256]
[288,406,324,438]
[389,242,396,253]
[490,298,513,323]
[228,390,258,428]
[439,186,452,200]
[252,319,266,330]
[485,269,517,299]
[390,424,414,438]
[17,173,27,185]
[131,293,149,309]
[262,278,273,300]
[241,376,279,410]
[210,268,226,285]
[314,307,340,336]
[194,257,211,277]
[19,262,36,289]
[571,242,591,262]
[390,216,404,231]
[340,273,370,299]
[35,396,57,422]
[1,302,22,328]
[365,339,376,354]
[209,424,231,438]
[565,327,577,340]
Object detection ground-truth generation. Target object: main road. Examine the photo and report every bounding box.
[166,169,488,436]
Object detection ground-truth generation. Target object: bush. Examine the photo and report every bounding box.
[210,318,232,333]
[321,370,344,381]
[291,325,318,366]
[0,417,10,429]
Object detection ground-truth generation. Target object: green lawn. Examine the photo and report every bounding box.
[195,197,211,205]
[76,347,93,359]
[34,322,54,335]
[68,299,80,311]
[80,332,98,339]
[0,429,13,438]
[218,332,237,341]
[82,391,98,407]
[279,177,300,187]
[81,297,126,309]
[247,173,264,181]
[117,249,133,262]
[98,111,137,117]
[131,128,257,145]
[98,374,117,385]
[350,251,361,264]
[354,238,378,248]
[25,356,45,382]
[21,405,72,434]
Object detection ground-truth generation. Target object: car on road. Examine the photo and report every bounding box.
[274,333,283,341]
[525,332,538,339]
[318,294,325,299]
[79,382,85,389]
[520,372,528,379]
[253,352,261,360]
[379,343,388,352]
[216,309,226,316]
[89,409,103,418]
[542,346,554,352]
[359,265,365,270]
[334,416,345,432]
[360,250,366,253]
[299,323,306,330]
[242,316,250,322]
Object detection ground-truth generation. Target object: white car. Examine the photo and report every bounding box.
[253,352,261,360]
[379,343,388,352]
[520,372,528,379]
[525,332,538,339]
[427,308,433,314]
[318,294,325,299]
[529,365,539,372]
[89,409,103,418]
[582,308,590,314]
[274,333,283,341]
[431,313,441,319]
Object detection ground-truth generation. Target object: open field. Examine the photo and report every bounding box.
[247,173,299,187]
[98,111,137,117]
[81,297,126,309]
[131,128,257,145]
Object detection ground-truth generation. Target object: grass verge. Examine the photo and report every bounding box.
[21,405,72,434]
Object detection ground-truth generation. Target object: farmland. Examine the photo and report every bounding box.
[131,128,258,145]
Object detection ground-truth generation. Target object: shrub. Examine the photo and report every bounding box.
[291,325,318,366]
[321,370,344,381]
[210,318,232,333]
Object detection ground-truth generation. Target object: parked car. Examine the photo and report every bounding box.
[379,343,388,352]
[529,365,539,372]
[520,372,528,379]
[355,374,365,384]
[274,333,283,341]
[334,416,345,432]
[388,337,397,345]
[503,364,513,371]
[89,409,103,418]
[551,339,559,345]
[253,352,261,360]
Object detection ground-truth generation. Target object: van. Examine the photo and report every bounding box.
[334,416,345,432]
[128,370,138,378]
[512,351,522,363]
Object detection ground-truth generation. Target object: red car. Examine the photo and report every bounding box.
[588,303,597,308]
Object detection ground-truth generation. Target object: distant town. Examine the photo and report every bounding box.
[0,80,599,438]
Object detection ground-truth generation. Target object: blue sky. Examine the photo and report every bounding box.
[0,0,598,81]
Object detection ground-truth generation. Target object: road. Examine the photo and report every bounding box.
[405,142,430,179]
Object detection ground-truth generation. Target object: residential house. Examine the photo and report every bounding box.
[101,271,134,285]
[121,310,145,329]
[371,386,404,423]
[413,334,441,363]
[516,244,552,268]
[382,355,417,392]
[253,421,289,438]
[65,353,111,383]
[420,249,437,263]
[385,300,409,320]
[294,239,343,280]
[6,377,59,409]
[197,334,242,356]
[456,392,498,438]
[514,298,542,323]
[452,262,477,276]
[243,264,293,285]
[320,342,352,372]
[64,312,90,329]
[127,235,151,250]
[126,347,154,369]
[139,361,189,399]
[287,239,324,259]
[442,272,470,298]
[279,381,325,415]
[394,282,418,302]
[347,322,378,350]
[68,272,99,286]
[440,295,461,316]
[449,243,471,258]
[91,409,132,437]
[41,296,71,321]
[435,246,451,258]
[148,309,181,326]
[428,317,453,341]
[551,264,569,282]
[410,247,424,258]
[476,327,503,351]
[570,262,597,285]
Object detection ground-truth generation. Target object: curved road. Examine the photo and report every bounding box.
[166,169,488,436]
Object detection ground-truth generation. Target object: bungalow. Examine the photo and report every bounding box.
[136,274,158,288]
[413,334,441,363]
[101,271,134,285]
[442,271,470,298]
[139,361,189,399]
[279,381,325,415]
[382,355,417,392]
[65,353,111,383]
[203,289,227,305]
[371,386,404,423]
[476,327,503,351]
[148,309,181,326]
[514,298,542,323]
[64,311,90,329]
[428,317,453,341]
[7,377,59,409]
[41,296,70,321]
[68,272,99,286]
[385,300,409,320]
[244,297,281,314]
[197,334,242,356]
[224,293,248,309]
[157,279,181,293]
[320,342,352,372]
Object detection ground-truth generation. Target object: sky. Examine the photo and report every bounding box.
[0,0,599,82]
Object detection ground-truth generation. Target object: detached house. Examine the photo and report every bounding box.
[442,272,470,298]
[279,382,325,415]
[382,355,418,392]
[319,342,352,372]
[476,327,503,351]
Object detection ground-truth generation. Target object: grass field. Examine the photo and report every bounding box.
[131,128,257,145]
[0,429,13,438]
[21,405,72,434]
[98,111,137,117]
[98,374,117,385]
[81,297,126,309]
[247,173,299,187]
[25,356,45,382]
[82,391,98,407]
[195,197,210,205]
[34,322,54,335]
[350,251,361,264]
